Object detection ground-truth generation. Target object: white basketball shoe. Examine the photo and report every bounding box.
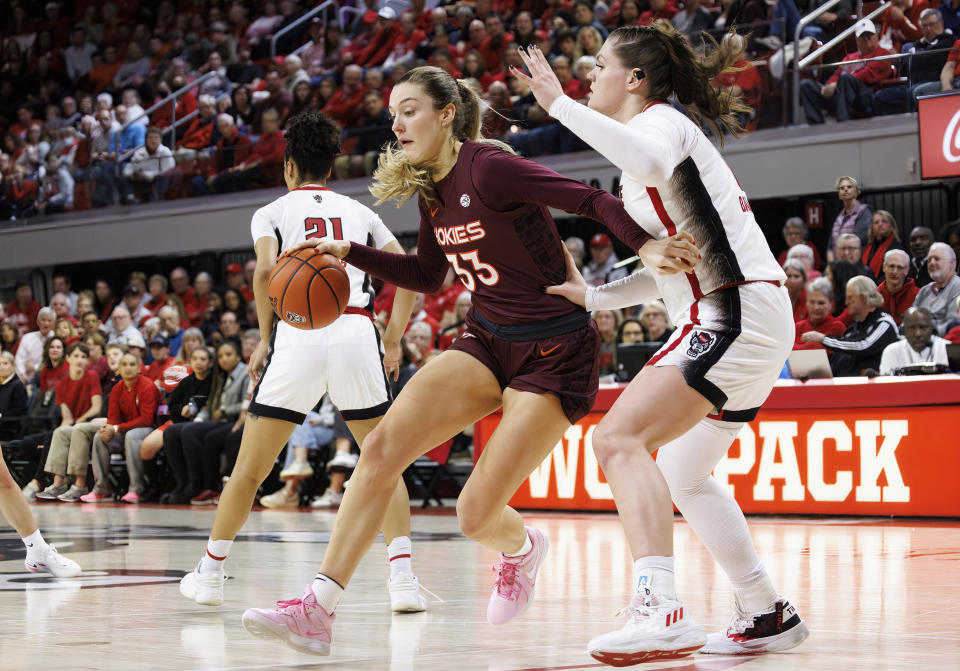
[587,586,706,666]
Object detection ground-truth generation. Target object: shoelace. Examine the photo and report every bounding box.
[275,597,308,616]
[491,560,522,600]
[418,582,443,603]
[725,609,756,637]
[615,602,657,623]
[393,574,444,604]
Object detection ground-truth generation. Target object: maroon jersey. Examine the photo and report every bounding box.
[347,141,651,325]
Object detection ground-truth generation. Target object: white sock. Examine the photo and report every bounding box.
[503,529,532,557]
[387,536,412,578]
[199,538,233,574]
[657,419,780,609]
[633,555,676,600]
[312,573,343,613]
[733,567,779,613]
[22,529,48,560]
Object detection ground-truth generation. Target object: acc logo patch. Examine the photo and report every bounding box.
[460,193,471,207]
[686,330,715,358]
[285,311,307,324]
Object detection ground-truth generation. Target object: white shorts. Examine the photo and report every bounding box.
[249,313,391,424]
[650,282,793,421]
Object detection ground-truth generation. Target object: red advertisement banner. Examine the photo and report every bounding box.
[918,92,960,180]
[475,400,960,517]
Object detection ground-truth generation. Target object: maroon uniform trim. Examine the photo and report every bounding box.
[345,141,652,325]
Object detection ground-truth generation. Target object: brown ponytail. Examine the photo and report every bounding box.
[608,21,752,143]
[370,66,513,207]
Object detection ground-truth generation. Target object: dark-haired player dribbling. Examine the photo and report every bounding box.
[178,111,428,615]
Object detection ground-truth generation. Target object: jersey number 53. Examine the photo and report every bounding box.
[445,251,500,292]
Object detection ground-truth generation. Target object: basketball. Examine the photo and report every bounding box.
[267,249,350,330]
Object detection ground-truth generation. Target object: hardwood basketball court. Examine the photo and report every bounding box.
[1,504,958,670]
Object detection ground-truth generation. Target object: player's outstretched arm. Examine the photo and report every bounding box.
[286,219,449,293]
[545,243,674,311]
[513,46,676,185]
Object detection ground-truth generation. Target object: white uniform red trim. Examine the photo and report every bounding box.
[552,97,792,414]
[249,185,397,423]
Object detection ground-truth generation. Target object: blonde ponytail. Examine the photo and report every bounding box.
[370,67,514,207]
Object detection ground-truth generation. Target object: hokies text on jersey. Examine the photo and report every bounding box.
[434,220,486,247]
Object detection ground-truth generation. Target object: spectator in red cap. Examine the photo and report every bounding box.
[583,233,629,286]
[800,19,895,124]
[225,264,254,303]
[357,6,405,68]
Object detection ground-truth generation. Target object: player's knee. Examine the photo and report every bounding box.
[455,495,494,540]
[591,424,632,467]
[352,428,402,482]
[0,468,16,490]
[228,466,263,493]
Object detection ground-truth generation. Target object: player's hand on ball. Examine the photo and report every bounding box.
[638,232,699,275]
[282,239,351,260]
[248,340,268,382]
[544,243,588,307]
[382,339,402,380]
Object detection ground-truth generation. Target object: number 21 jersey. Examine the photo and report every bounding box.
[250,185,398,311]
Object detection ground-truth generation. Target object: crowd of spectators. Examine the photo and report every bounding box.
[0,256,483,506]
[798,6,960,124]
[11,0,931,222]
[784,174,960,376]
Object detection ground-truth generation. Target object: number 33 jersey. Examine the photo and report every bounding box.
[250,185,398,311]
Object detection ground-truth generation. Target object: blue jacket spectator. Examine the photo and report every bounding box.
[109,105,146,157]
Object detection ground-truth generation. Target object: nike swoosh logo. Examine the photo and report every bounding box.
[540,344,560,356]
[430,207,439,217]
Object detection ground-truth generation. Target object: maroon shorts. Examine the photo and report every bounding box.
[450,309,600,423]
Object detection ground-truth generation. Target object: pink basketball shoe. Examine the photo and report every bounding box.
[486,526,549,625]
[241,586,335,655]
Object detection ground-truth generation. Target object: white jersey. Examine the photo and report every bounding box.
[250,184,398,312]
[551,97,785,325]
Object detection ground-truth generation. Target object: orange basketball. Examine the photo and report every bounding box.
[268,249,350,330]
